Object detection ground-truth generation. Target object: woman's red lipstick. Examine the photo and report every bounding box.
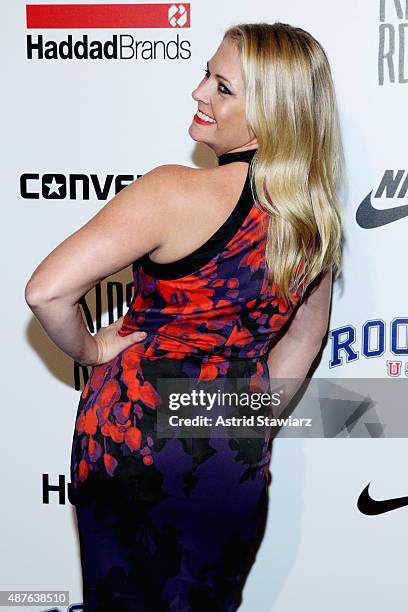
[193,112,216,125]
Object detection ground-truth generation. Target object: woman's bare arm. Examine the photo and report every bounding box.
[267,268,332,377]
[266,268,333,412]
[24,164,190,365]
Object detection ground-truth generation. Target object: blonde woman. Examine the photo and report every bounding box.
[25,22,343,612]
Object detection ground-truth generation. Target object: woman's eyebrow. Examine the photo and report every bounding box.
[206,60,232,86]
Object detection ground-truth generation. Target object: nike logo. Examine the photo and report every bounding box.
[356,190,408,228]
[357,482,408,515]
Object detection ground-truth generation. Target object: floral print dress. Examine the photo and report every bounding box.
[68,147,304,611]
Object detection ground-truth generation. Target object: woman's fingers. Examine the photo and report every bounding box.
[127,331,147,344]
[93,319,147,365]
[115,315,125,328]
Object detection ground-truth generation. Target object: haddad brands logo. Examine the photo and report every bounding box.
[25,3,191,61]
[356,169,408,228]
[20,172,140,199]
[378,0,408,84]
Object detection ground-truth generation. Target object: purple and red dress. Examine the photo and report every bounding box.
[69,148,304,611]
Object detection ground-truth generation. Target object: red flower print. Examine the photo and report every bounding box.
[88,436,102,462]
[125,426,142,452]
[113,401,132,424]
[98,379,121,407]
[198,363,218,382]
[84,406,98,435]
[78,458,89,482]
[103,452,118,477]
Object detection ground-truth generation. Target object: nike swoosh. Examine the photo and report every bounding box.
[356,191,408,229]
[357,483,408,515]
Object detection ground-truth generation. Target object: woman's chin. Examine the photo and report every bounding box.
[188,124,203,142]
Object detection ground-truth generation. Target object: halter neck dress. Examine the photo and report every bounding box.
[69,147,304,611]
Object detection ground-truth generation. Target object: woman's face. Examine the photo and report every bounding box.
[189,37,258,157]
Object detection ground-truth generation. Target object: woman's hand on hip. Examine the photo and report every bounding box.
[93,315,147,365]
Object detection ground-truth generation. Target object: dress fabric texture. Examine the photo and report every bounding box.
[69,148,304,611]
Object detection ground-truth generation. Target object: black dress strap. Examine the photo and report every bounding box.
[218,148,258,166]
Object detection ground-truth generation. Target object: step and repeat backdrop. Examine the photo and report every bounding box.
[2,0,407,610]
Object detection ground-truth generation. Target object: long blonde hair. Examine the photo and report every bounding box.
[224,22,345,304]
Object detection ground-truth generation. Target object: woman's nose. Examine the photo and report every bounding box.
[191,81,209,104]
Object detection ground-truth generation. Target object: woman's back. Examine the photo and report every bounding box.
[117,147,303,364]
[144,152,258,267]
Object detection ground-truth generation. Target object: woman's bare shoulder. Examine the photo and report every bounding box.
[139,162,234,208]
[156,161,245,189]
[139,161,250,264]
[142,162,225,185]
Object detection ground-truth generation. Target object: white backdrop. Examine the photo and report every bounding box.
[2,0,408,610]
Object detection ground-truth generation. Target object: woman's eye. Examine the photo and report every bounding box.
[218,83,231,95]
[202,68,231,95]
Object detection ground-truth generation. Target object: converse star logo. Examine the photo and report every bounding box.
[44,176,64,196]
